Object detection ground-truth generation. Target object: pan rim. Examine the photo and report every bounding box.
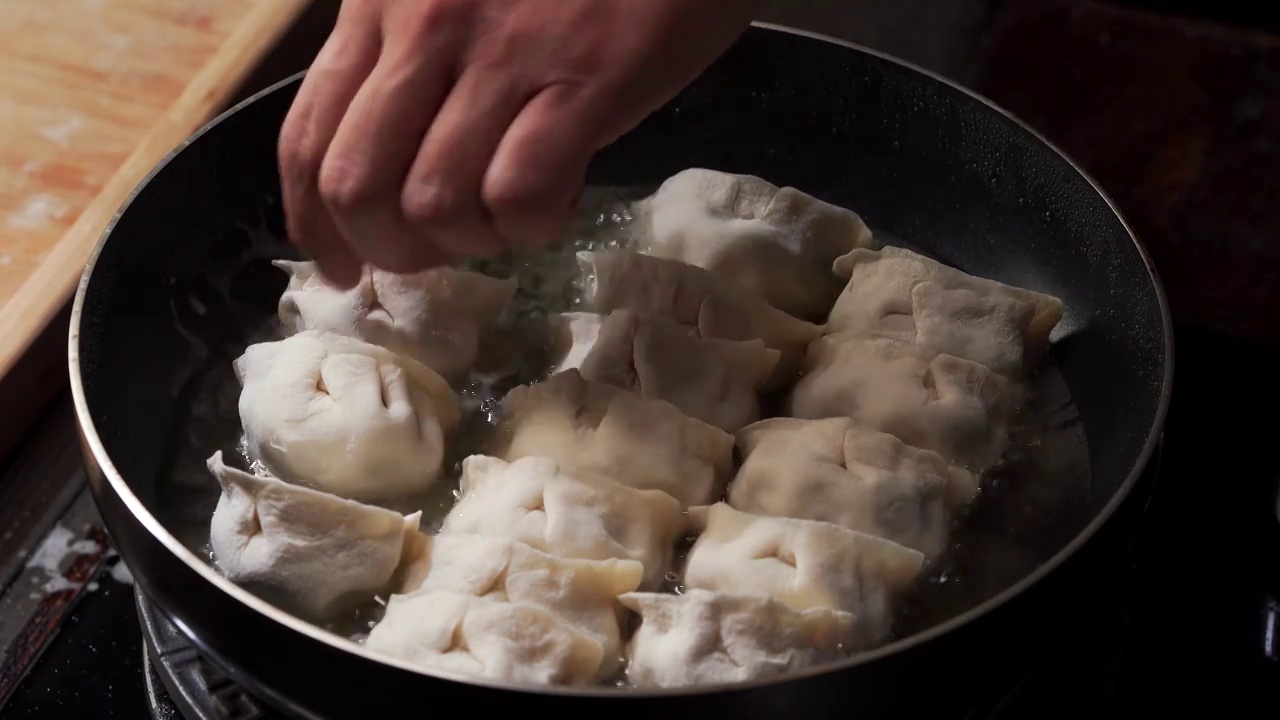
[67,21,1175,701]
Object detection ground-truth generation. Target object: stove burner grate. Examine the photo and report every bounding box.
[136,590,276,720]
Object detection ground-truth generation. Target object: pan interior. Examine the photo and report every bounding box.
[74,26,1168,682]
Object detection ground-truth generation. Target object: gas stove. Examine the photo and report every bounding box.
[0,323,1275,719]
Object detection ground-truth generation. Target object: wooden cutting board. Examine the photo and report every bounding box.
[0,0,310,381]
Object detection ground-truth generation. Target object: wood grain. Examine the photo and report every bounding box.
[0,0,310,381]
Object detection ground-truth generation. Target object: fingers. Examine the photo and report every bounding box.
[317,18,458,274]
[401,65,531,257]
[482,84,602,248]
[277,2,381,288]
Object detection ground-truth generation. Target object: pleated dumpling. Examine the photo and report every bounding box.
[494,370,735,508]
[787,333,1019,472]
[547,311,605,376]
[234,330,460,502]
[206,452,418,621]
[365,590,605,686]
[275,261,517,379]
[442,455,684,590]
[620,589,854,688]
[827,246,1064,375]
[729,417,977,560]
[557,309,779,432]
[394,533,642,679]
[682,503,924,648]
[578,249,822,388]
[635,168,875,320]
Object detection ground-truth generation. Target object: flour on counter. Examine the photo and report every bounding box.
[110,560,134,586]
[8,193,70,229]
[25,524,101,575]
[39,114,84,148]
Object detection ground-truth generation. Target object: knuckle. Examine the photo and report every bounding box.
[318,156,378,213]
[277,118,322,183]
[402,0,472,44]
[482,170,551,221]
[401,181,471,228]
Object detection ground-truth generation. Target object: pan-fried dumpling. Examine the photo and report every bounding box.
[841,423,980,510]
[442,455,684,590]
[206,452,417,621]
[578,249,822,388]
[634,169,875,320]
[572,309,779,432]
[494,370,734,508]
[729,418,976,560]
[547,311,604,375]
[682,503,924,647]
[620,589,854,687]
[235,330,460,502]
[827,246,1064,375]
[395,533,642,678]
[275,260,517,379]
[787,333,1019,472]
[365,590,604,685]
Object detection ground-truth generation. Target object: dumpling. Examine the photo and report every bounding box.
[682,503,924,647]
[841,424,980,511]
[442,455,684,590]
[578,249,822,388]
[787,333,1019,472]
[827,246,1064,375]
[275,260,517,379]
[365,590,604,685]
[634,168,875,320]
[494,369,734,508]
[235,330,460,502]
[571,309,779,432]
[395,533,642,678]
[547,311,604,375]
[206,452,417,621]
[620,589,854,688]
[729,418,976,560]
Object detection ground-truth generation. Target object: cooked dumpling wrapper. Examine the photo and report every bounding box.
[568,309,779,432]
[396,533,642,678]
[578,249,822,387]
[729,418,976,560]
[827,246,1064,375]
[547,311,605,375]
[443,455,684,590]
[635,168,875,320]
[494,370,734,508]
[787,333,1019,472]
[235,330,460,502]
[206,452,417,621]
[841,423,980,510]
[620,589,854,688]
[682,503,924,647]
[275,260,517,379]
[365,590,604,686]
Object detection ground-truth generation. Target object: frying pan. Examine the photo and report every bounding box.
[69,24,1172,719]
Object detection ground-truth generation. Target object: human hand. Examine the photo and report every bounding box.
[278,0,758,286]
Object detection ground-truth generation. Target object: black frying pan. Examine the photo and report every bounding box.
[69,24,1172,719]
